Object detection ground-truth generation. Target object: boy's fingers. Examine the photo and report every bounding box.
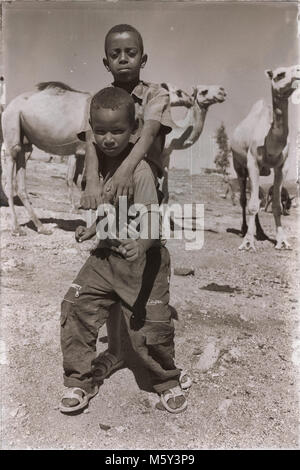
[79,195,98,210]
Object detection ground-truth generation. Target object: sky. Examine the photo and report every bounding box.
[2,0,299,176]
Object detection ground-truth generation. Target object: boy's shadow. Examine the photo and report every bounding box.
[21,217,86,232]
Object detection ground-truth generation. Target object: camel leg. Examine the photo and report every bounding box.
[3,148,24,235]
[239,151,260,251]
[273,164,291,249]
[66,154,77,212]
[264,194,271,212]
[255,213,268,241]
[236,175,247,237]
[16,147,52,235]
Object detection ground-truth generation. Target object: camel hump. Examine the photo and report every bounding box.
[36,81,84,94]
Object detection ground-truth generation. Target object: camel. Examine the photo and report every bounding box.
[160,85,227,202]
[1,81,192,235]
[231,65,300,250]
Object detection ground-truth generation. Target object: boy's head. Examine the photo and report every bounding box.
[103,24,147,84]
[90,87,136,157]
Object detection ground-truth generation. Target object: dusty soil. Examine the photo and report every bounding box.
[0,157,299,450]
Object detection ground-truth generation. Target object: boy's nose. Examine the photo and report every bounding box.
[119,52,128,64]
[104,135,115,147]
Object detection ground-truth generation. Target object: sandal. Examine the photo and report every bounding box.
[59,386,98,414]
[92,351,124,382]
[179,370,192,390]
[160,385,188,414]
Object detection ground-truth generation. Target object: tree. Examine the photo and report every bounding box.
[214,123,231,175]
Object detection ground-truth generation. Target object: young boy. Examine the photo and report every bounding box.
[59,87,188,414]
[78,24,175,380]
[79,23,173,209]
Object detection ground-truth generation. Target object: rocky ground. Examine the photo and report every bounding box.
[0,157,299,449]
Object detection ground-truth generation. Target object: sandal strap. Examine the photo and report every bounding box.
[62,387,85,401]
[163,385,184,401]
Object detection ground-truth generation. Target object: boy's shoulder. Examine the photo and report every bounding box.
[133,160,156,186]
[133,159,154,177]
[132,81,168,101]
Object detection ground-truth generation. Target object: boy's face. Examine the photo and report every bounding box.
[91,106,133,158]
[104,31,147,84]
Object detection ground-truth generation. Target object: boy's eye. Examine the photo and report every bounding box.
[94,130,106,135]
[127,49,138,57]
[112,129,125,135]
[109,51,119,59]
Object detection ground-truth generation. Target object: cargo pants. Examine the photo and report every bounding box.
[60,246,181,394]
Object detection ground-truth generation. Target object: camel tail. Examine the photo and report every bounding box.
[36,81,84,93]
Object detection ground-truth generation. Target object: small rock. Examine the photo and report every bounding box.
[218,399,232,417]
[10,407,19,418]
[99,423,111,431]
[115,426,125,433]
[174,267,195,276]
[193,341,220,372]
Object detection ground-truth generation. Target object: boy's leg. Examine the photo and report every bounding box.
[61,253,117,397]
[106,302,122,359]
[92,302,124,381]
[120,247,186,410]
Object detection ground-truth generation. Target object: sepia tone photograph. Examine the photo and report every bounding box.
[0,0,299,450]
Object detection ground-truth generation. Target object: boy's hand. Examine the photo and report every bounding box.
[114,239,144,262]
[80,179,103,210]
[111,166,134,200]
[75,225,94,243]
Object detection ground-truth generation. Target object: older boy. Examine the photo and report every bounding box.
[79,23,172,208]
[60,87,187,414]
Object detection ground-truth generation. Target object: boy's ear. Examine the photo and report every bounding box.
[140,54,148,69]
[103,57,110,72]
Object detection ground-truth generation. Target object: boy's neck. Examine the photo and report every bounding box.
[113,78,140,94]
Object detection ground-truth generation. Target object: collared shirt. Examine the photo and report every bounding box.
[78,81,174,177]
[94,144,162,250]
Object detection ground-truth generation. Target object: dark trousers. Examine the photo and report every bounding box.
[61,246,180,394]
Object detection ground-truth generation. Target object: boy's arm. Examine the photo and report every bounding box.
[116,209,160,261]
[80,131,103,209]
[111,120,161,200]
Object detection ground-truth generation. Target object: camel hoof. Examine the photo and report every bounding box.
[238,239,256,251]
[12,228,27,237]
[275,241,292,250]
[37,226,53,235]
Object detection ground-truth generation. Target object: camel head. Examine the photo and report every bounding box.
[265,65,300,99]
[161,82,194,108]
[191,85,226,108]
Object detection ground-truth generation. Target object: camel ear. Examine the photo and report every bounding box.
[265,69,273,80]
[161,83,169,91]
[191,87,197,99]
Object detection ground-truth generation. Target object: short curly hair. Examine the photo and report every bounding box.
[104,24,144,55]
[90,87,136,127]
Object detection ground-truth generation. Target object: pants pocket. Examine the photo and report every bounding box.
[60,284,82,326]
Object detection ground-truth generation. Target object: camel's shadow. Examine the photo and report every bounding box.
[21,217,86,233]
[226,227,276,245]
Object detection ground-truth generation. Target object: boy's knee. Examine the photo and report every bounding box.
[144,320,174,346]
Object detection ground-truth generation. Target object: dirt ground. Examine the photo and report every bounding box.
[0,157,299,450]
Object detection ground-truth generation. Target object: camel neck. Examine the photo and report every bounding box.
[271,88,289,142]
